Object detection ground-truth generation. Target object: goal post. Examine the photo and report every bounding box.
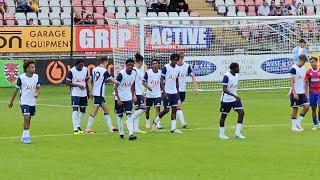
[113,16,320,92]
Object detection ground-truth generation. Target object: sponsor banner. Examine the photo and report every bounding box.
[145,26,212,50]
[75,26,139,52]
[35,59,114,85]
[0,27,71,53]
[0,59,24,87]
[184,54,293,82]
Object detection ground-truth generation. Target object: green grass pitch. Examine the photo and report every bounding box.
[0,86,319,180]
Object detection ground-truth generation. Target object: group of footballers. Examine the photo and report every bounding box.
[289,55,320,132]
[10,52,223,143]
[19,51,320,143]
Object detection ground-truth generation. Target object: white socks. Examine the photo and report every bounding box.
[291,118,298,129]
[132,109,144,132]
[22,129,30,138]
[235,123,243,135]
[77,112,85,128]
[177,110,186,125]
[72,111,78,131]
[127,115,134,136]
[219,127,225,136]
[170,119,177,131]
[104,113,113,129]
[117,116,124,135]
[86,115,95,129]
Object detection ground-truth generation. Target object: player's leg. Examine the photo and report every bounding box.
[115,100,125,139]
[152,96,168,130]
[20,105,33,144]
[85,104,99,133]
[131,95,146,133]
[309,93,318,130]
[124,101,137,140]
[177,92,187,128]
[77,97,87,132]
[145,98,151,128]
[219,102,231,140]
[235,103,245,139]
[71,96,81,134]
[102,103,118,132]
[290,93,302,132]
[296,94,309,131]
[169,94,182,133]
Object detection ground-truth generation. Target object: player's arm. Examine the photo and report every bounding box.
[65,71,85,90]
[142,72,152,91]
[290,68,298,100]
[161,66,167,97]
[34,79,41,98]
[115,73,122,105]
[86,72,93,98]
[131,81,137,102]
[304,71,310,96]
[176,76,180,99]
[222,75,240,101]
[8,78,21,108]
[188,66,199,94]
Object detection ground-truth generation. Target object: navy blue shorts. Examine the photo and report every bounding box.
[309,93,320,107]
[163,93,179,107]
[94,96,105,107]
[220,101,243,114]
[115,100,133,115]
[146,97,161,108]
[290,93,309,107]
[72,96,88,107]
[134,95,145,107]
[178,91,186,102]
[21,105,36,117]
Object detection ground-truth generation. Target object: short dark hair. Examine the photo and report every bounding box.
[75,59,84,66]
[310,56,318,62]
[126,58,135,65]
[299,39,306,43]
[170,53,179,60]
[230,62,239,70]
[23,60,35,71]
[298,55,308,62]
[135,53,144,62]
[100,56,109,62]
[151,58,160,64]
[179,52,185,58]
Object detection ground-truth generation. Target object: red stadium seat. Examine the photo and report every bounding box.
[96,6,105,14]
[94,13,105,25]
[72,0,82,6]
[237,5,246,12]
[245,0,255,6]
[4,13,15,26]
[83,0,93,6]
[255,0,264,6]
[247,5,256,15]
[84,5,94,13]
[235,0,245,6]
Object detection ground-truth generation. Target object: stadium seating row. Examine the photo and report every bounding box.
[0,11,198,26]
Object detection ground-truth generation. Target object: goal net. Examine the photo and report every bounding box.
[113,16,320,92]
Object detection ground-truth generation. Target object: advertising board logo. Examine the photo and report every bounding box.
[46,60,67,84]
[4,63,19,83]
[261,58,293,74]
[0,31,22,49]
[185,60,216,76]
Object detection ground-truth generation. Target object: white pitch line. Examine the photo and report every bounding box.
[0,123,291,140]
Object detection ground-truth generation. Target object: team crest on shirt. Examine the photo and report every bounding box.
[4,63,19,83]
